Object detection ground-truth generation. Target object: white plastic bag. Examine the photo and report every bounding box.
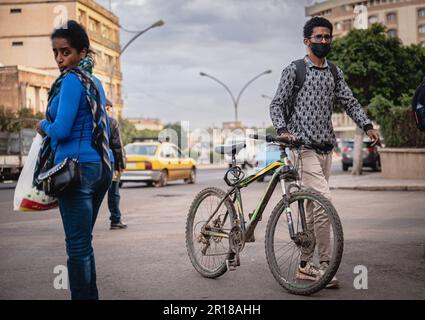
[13,134,58,212]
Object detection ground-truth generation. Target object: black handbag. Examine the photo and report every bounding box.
[37,110,88,197]
[38,157,80,197]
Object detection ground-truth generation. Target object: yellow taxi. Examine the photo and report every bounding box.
[120,141,197,187]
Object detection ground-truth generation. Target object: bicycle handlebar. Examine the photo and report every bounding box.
[249,134,334,151]
[248,134,304,147]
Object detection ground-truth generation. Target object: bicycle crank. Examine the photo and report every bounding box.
[229,225,245,253]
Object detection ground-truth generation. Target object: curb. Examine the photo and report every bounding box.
[330,185,425,191]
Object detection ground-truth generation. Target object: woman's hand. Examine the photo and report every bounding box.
[35,121,46,137]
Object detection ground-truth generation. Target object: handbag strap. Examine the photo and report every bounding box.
[76,107,90,161]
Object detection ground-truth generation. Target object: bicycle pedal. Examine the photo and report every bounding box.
[225,259,238,271]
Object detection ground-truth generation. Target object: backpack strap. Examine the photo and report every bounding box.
[286,59,340,124]
[285,59,306,123]
[327,61,340,89]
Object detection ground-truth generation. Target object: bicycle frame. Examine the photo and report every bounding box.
[201,147,302,242]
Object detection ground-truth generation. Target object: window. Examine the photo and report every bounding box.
[387,29,398,37]
[12,41,23,46]
[88,18,99,32]
[113,29,119,42]
[335,22,342,30]
[419,25,425,34]
[125,144,157,156]
[161,145,176,158]
[10,8,21,13]
[368,15,378,25]
[343,19,353,31]
[172,146,183,158]
[419,8,425,18]
[102,24,110,39]
[78,10,86,25]
[386,12,397,23]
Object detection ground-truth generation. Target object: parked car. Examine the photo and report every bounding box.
[341,139,381,172]
[120,141,197,187]
[248,143,282,182]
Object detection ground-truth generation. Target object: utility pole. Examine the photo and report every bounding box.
[351,4,368,176]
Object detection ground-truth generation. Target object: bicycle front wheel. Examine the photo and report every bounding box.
[186,187,237,278]
[265,190,344,295]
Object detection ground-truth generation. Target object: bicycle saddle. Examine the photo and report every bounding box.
[214,142,246,156]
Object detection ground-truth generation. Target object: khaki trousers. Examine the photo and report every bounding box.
[290,149,333,263]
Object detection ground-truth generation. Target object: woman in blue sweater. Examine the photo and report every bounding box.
[36,20,112,300]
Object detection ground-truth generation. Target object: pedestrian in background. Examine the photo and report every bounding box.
[105,99,127,230]
[35,20,113,300]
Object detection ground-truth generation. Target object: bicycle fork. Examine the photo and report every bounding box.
[279,178,306,241]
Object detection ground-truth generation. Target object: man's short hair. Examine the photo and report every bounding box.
[106,98,113,108]
[303,16,333,39]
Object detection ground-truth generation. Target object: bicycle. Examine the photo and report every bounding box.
[185,134,344,295]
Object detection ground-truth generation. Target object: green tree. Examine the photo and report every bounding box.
[118,117,138,145]
[328,23,425,150]
[0,107,43,132]
[328,23,425,109]
[163,122,187,149]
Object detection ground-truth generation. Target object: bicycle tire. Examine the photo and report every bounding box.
[186,187,237,278]
[265,189,344,295]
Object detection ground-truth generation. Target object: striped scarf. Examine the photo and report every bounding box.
[33,56,111,188]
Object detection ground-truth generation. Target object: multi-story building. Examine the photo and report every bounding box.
[305,0,425,46]
[0,65,56,113]
[0,0,123,116]
[128,118,164,131]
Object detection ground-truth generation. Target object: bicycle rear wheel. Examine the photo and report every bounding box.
[186,187,237,278]
[265,190,344,295]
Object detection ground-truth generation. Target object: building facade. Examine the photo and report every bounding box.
[0,65,56,113]
[306,0,425,46]
[0,0,123,116]
[128,118,164,131]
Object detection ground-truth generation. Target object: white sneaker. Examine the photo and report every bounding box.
[319,262,339,289]
[296,261,320,281]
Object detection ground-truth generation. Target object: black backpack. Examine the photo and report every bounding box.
[412,77,425,132]
[284,59,340,123]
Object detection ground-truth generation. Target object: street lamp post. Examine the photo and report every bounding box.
[109,20,165,113]
[200,70,272,124]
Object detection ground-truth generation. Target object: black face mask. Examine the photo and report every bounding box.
[310,43,331,58]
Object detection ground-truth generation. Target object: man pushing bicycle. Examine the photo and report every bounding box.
[269,16,380,288]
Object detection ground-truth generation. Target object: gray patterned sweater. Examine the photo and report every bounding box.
[270,56,373,149]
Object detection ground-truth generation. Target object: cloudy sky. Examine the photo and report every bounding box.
[96,0,318,128]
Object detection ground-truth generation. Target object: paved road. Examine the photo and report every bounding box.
[0,162,424,299]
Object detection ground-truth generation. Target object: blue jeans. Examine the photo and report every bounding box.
[58,162,112,300]
[108,180,122,224]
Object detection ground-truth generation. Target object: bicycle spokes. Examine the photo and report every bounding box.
[269,195,338,289]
